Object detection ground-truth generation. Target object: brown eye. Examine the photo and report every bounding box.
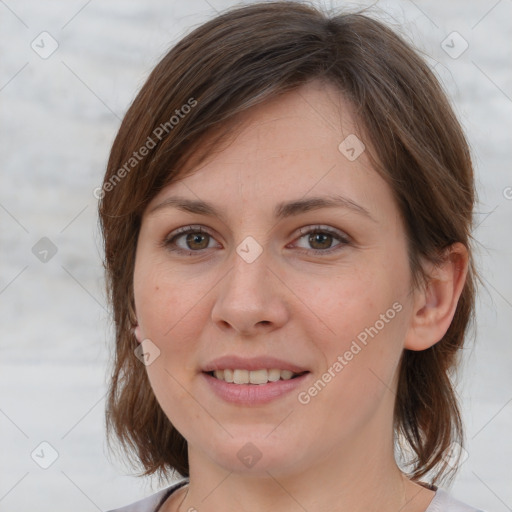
[184,232,210,250]
[292,226,350,254]
[308,232,334,250]
[163,225,219,254]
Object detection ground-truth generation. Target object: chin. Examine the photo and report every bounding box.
[199,434,304,476]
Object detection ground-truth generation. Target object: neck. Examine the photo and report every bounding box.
[173,422,434,512]
[170,374,433,512]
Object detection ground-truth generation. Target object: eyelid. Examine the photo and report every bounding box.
[162,224,220,248]
[294,225,350,243]
[289,225,351,253]
[162,224,351,255]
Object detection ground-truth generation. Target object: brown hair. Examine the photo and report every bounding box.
[99,1,476,484]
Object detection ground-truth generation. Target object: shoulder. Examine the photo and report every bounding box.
[427,488,487,512]
[106,480,189,512]
[107,482,486,512]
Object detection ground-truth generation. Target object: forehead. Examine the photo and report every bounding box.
[148,80,392,222]
[190,81,362,164]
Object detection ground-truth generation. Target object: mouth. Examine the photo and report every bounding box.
[202,365,311,405]
[204,368,309,385]
[201,356,310,404]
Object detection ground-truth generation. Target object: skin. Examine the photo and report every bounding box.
[133,80,468,512]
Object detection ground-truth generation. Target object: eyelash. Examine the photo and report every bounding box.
[161,224,350,256]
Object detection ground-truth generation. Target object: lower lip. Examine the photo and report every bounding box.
[202,372,310,405]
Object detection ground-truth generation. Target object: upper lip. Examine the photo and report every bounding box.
[202,355,309,373]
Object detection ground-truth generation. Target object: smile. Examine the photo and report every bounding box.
[207,368,306,384]
[202,370,310,405]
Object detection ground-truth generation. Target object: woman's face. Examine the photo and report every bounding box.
[133,80,419,477]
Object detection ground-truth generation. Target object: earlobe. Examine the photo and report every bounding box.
[134,325,143,343]
[404,243,469,351]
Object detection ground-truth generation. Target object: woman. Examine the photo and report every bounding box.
[99,2,483,511]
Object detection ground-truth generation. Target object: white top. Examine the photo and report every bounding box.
[107,480,486,512]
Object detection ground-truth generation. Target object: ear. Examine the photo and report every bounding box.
[404,242,469,351]
[133,324,143,344]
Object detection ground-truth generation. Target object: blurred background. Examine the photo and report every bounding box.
[0,1,510,510]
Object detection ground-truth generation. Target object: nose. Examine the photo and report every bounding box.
[211,248,290,337]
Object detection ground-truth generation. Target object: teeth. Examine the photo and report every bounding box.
[249,369,268,384]
[211,368,300,384]
[233,369,249,384]
[280,370,294,380]
[268,368,281,382]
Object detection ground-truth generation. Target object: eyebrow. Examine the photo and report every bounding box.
[149,194,376,223]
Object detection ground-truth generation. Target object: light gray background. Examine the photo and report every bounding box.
[0,1,510,511]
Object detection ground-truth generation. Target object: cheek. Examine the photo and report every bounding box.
[133,260,210,433]
[134,255,211,343]
[292,258,410,400]
[294,284,407,446]
[296,263,406,342]
[144,360,206,443]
